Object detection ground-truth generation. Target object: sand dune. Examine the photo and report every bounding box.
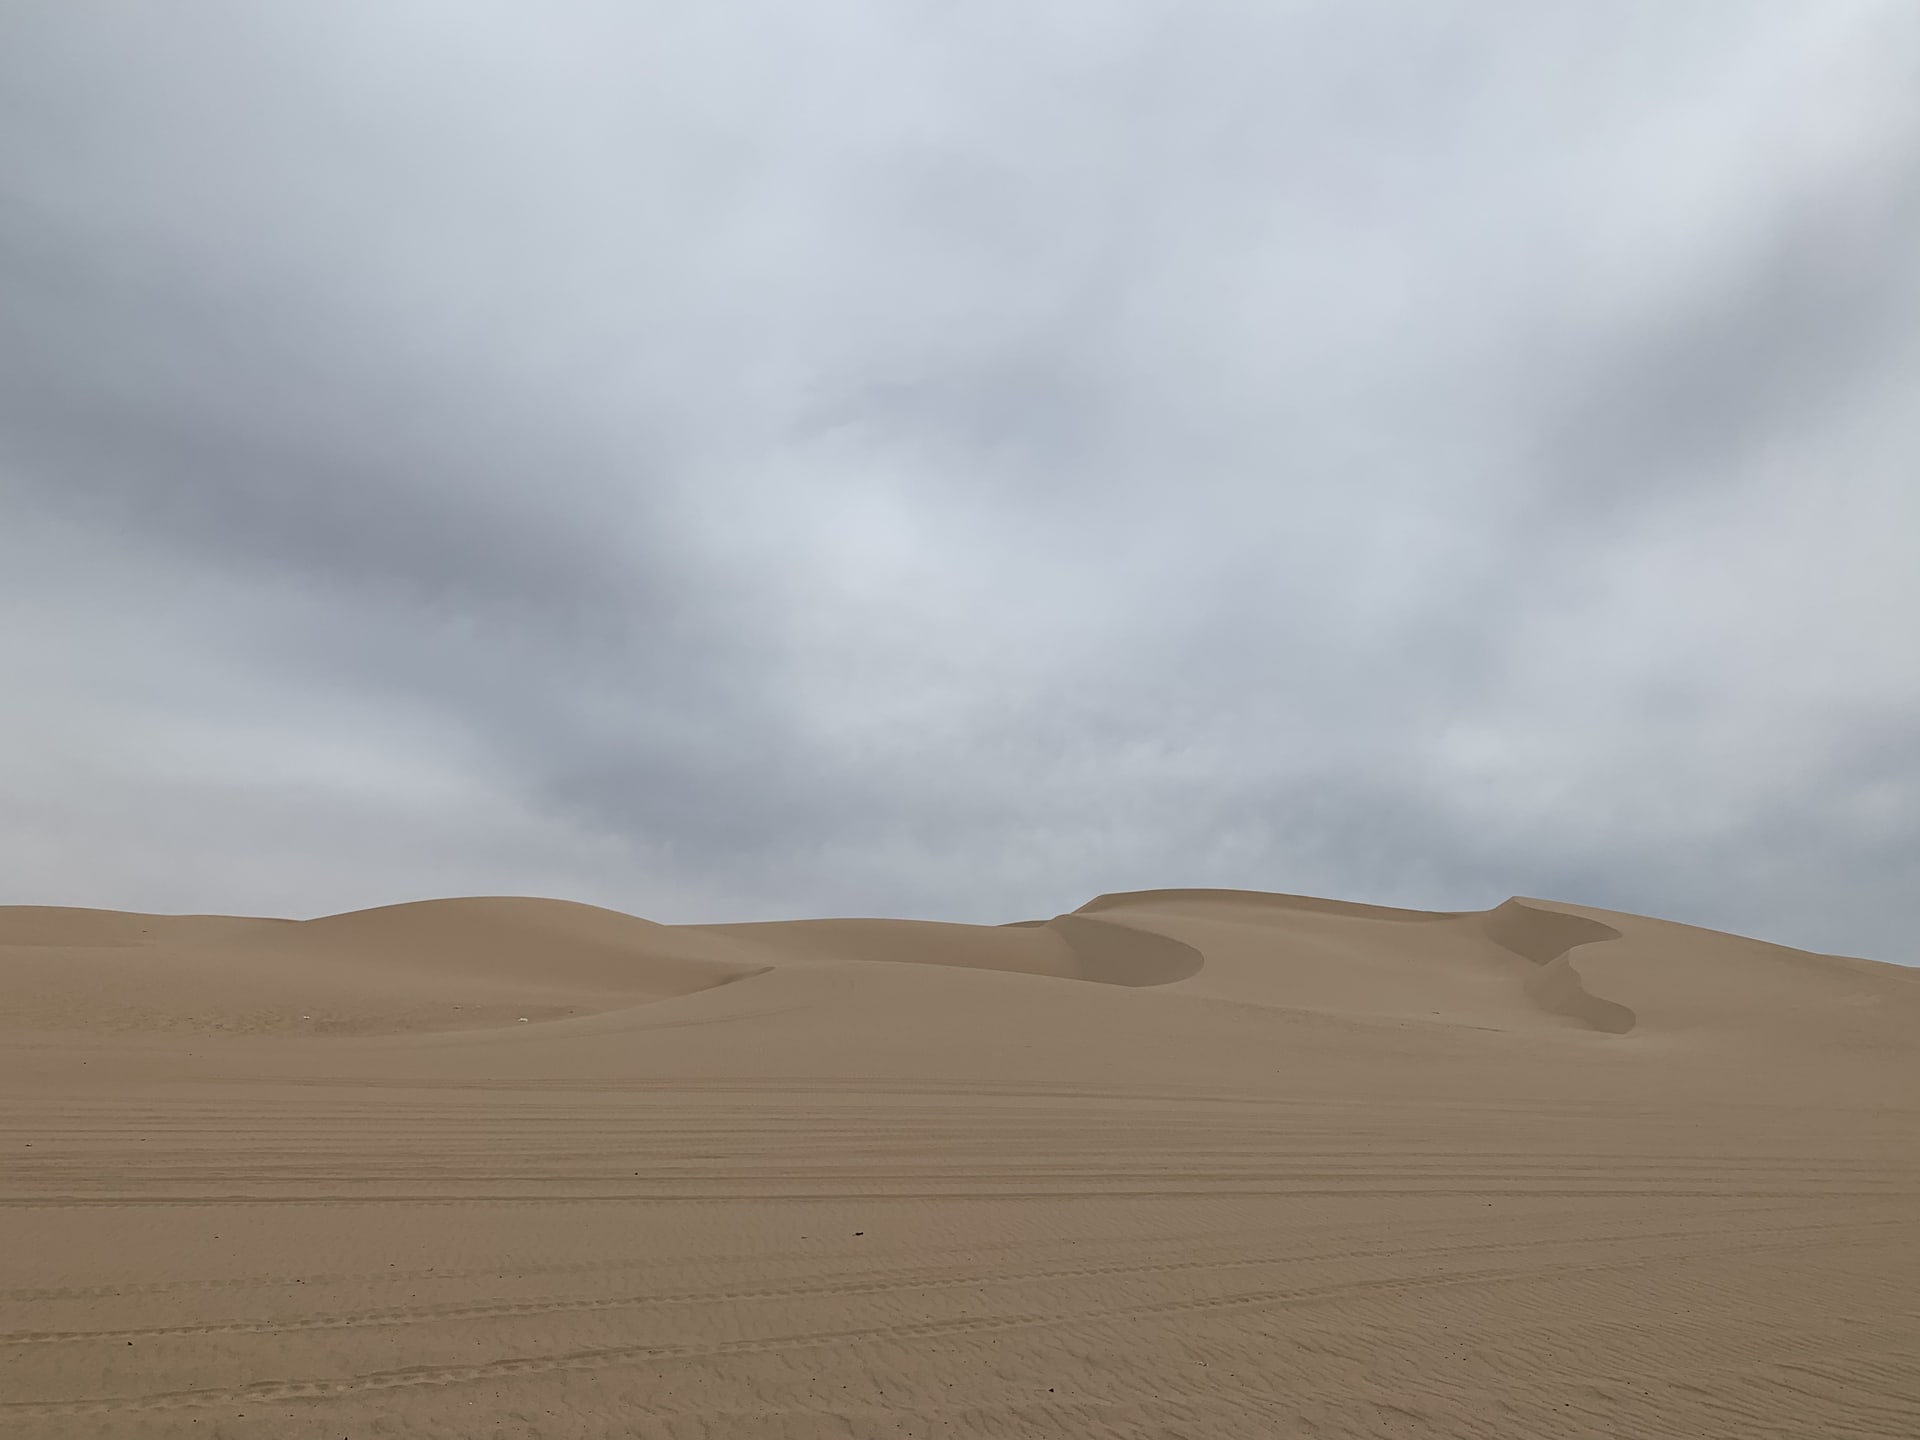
[2,889,1915,1437]
[0,898,764,1036]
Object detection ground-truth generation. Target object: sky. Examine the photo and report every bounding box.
[1,3,1916,962]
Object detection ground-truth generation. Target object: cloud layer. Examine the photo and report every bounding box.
[3,3,1917,961]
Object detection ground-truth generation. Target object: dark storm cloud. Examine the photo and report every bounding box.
[0,208,662,620]
[1539,160,1920,522]
[2,2,1917,962]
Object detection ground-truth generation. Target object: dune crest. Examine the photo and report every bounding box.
[5,889,1899,1041]
[1075,886,1456,924]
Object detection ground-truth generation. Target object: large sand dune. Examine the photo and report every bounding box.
[2,889,1915,1436]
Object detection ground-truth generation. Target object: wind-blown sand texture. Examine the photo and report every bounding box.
[3,889,1916,1438]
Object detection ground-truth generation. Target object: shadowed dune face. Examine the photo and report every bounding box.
[1475,898,1622,963]
[1477,899,1636,1034]
[1064,888,1642,1034]
[1043,913,1206,986]
[1516,896,1920,1051]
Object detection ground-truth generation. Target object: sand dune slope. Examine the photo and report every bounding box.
[1069,888,1636,1033]
[2,888,1915,1438]
[0,897,765,1034]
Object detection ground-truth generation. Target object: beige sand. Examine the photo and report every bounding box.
[2,888,1915,1437]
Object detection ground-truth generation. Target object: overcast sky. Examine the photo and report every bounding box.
[2,4,1916,961]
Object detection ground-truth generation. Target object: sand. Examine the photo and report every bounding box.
[2,888,1916,1438]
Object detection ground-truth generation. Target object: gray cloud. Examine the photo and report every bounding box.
[2,2,1917,963]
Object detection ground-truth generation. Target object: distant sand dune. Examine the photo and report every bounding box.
[0,897,763,1035]
[1075,885,1457,923]
[3,889,1909,1042]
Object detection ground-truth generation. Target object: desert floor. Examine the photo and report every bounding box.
[3,889,1916,1438]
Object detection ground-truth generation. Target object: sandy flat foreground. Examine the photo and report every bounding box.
[1,889,1916,1439]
